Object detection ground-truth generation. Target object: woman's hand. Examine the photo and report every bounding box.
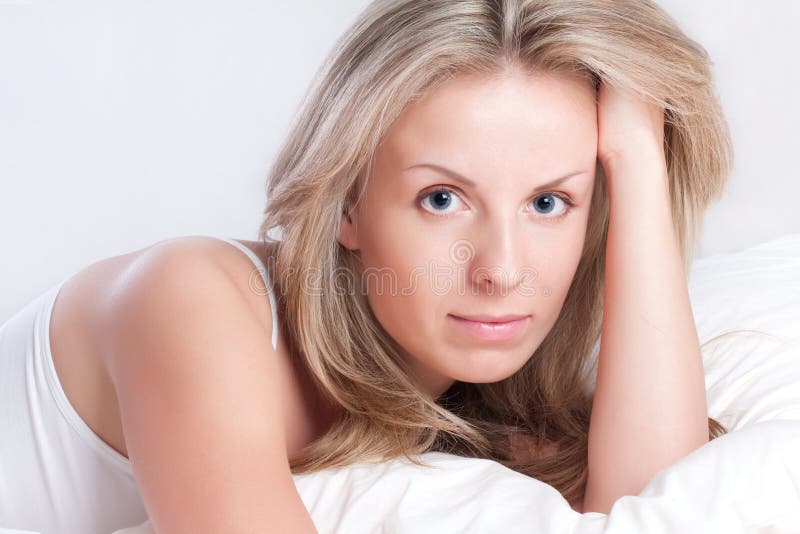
[596,81,666,175]
[583,80,709,514]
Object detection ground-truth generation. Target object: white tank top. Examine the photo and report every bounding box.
[0,237,279,534]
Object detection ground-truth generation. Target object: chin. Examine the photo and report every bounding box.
[450,358,526,385]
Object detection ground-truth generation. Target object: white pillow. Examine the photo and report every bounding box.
[111,232,800,534]
[690,232,800,430]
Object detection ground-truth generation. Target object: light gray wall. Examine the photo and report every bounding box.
[2,1,798,322]
[657,0,800,258]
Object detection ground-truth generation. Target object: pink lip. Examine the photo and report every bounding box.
[448,314,530,341]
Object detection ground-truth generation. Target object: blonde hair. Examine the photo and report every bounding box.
[258,0,742,506]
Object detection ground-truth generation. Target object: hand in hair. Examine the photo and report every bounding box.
[595,81,666,173]
[584,80,709,514]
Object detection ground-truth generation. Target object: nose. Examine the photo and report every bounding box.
[461,219,528,295]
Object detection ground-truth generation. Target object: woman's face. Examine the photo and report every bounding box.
[337,67,598,398]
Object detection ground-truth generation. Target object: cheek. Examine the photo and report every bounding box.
[357,197,458,288]
[361,260,449,376]
[356,211,449,342]
[522,225,587,317]
[358,192,423,265]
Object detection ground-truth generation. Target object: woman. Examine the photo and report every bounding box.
[0,0,736,532]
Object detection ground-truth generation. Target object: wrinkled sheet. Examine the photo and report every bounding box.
[103,232,800,533]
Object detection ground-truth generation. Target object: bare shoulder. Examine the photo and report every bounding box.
[49,235,281,458]
[68,235,276,341]
[52,234,332,468]
[87,236,319,531]
[164,235,276,325]
[92,235,278,372]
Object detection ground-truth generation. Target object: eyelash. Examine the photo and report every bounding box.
[416,186,577,222]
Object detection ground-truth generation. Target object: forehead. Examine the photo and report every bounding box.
[378,70,598,170]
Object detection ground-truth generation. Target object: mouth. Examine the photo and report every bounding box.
[450,313,530,323]
[447,313,531,342]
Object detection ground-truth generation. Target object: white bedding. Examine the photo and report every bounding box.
[79,233,800,533]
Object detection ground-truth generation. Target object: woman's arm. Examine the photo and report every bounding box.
[98,239,319,533]
[582,86,710,514]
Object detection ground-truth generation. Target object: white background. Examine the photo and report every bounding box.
[1,1,798,322]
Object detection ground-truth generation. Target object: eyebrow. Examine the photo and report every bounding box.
[402,163,587,192]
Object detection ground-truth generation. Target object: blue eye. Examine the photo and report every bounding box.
[417,187,575,221]
[531,193,569,216]
[419,188,465,214]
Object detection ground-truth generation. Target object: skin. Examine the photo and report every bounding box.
[583,84,709,512]
[45,65,705,520]
[337,65,599,399]
[339,67,710,514]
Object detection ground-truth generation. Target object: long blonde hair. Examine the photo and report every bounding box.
[258,0,738,505]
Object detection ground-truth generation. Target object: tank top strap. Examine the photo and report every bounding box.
[215,237,279,351]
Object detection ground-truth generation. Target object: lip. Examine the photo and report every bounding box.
[451,313,530,323]
[448,313,531,342]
